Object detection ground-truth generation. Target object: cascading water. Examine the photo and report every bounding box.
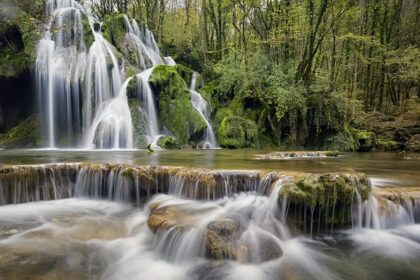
[136,68,160,143]
[36,0,87,148]
[36,0,218,150]
[189,73,218,148]
[0,163,420,279]
[37,0,131,149]
[35,0,168,149]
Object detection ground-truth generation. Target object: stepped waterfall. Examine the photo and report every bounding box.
[36,0,216,149]
[0,163,419,279]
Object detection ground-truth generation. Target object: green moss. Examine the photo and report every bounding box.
[375,138,398,151]
[157,136,180,149]
[0,1,42,78]
[126,76,137,98]
[149,65,207,144]
[217,116,258,148]
[324,151,340,157]
[0,115,41,148]
[128,99,148,148]
[0,45,27,77]
[82,17,95,49]
[352,129,375,152]
[101,13,127,50]
[327,124,376,152]
[279,173,371,230]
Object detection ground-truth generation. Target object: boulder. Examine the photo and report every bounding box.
[205,219,237,260]
[278,173,371,231]
[149,65,207,144]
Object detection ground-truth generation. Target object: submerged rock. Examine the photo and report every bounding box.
[256,151,340,160]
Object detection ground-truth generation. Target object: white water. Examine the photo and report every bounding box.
[136,68,160,143]
[36,0,167,149]
[36,0,218,150]
[189,73,218,149]
[0,168,420,279]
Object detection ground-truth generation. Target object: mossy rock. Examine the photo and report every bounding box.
[101,13,127,50]
[157,135,180,149]
[82,17,95,49]
[0,1,43,77]
[375,138,398,151]
[352,128,375,152]
[128,99,148,148]
[126,76,137,98]
[279,173,371,231]
[217,116,258,149]
[206,219,238,260]
[327,125,375,152]
[149,65,207,144]
[0,115,41,148]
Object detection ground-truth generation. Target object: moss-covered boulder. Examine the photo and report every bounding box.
[157,135,180,149]
[279,173,371,232]
[217,116,258,149]
[327,125,376,152]
[149,65,207,144]
[0,115,41,148]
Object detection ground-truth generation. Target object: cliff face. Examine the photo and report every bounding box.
[0,0,44,136]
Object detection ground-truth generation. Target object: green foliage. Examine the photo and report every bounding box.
[157,135,180,149]
[217,116,258,149]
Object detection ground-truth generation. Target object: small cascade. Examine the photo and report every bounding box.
[352,187,420,231]
[0,163,281,205]
[136,68,160,143]
[123,16,163,69]
[36,0,178,149]
[36,0,88,148]
[0,163,79,204]
[189,73,218,149]
[84,78,134,149]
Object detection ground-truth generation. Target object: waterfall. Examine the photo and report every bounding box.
[36,0,87,148]
[35,0,218,150]
[1,163,420,279]
[189,73,218,149]
[136,68,160,143]
[84,78,134,149]
[35,0,165,149]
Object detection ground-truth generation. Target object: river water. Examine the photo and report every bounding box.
[0,150,419,279]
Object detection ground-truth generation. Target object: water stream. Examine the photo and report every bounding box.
[0,160,419,279]
[189,73,218,149]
